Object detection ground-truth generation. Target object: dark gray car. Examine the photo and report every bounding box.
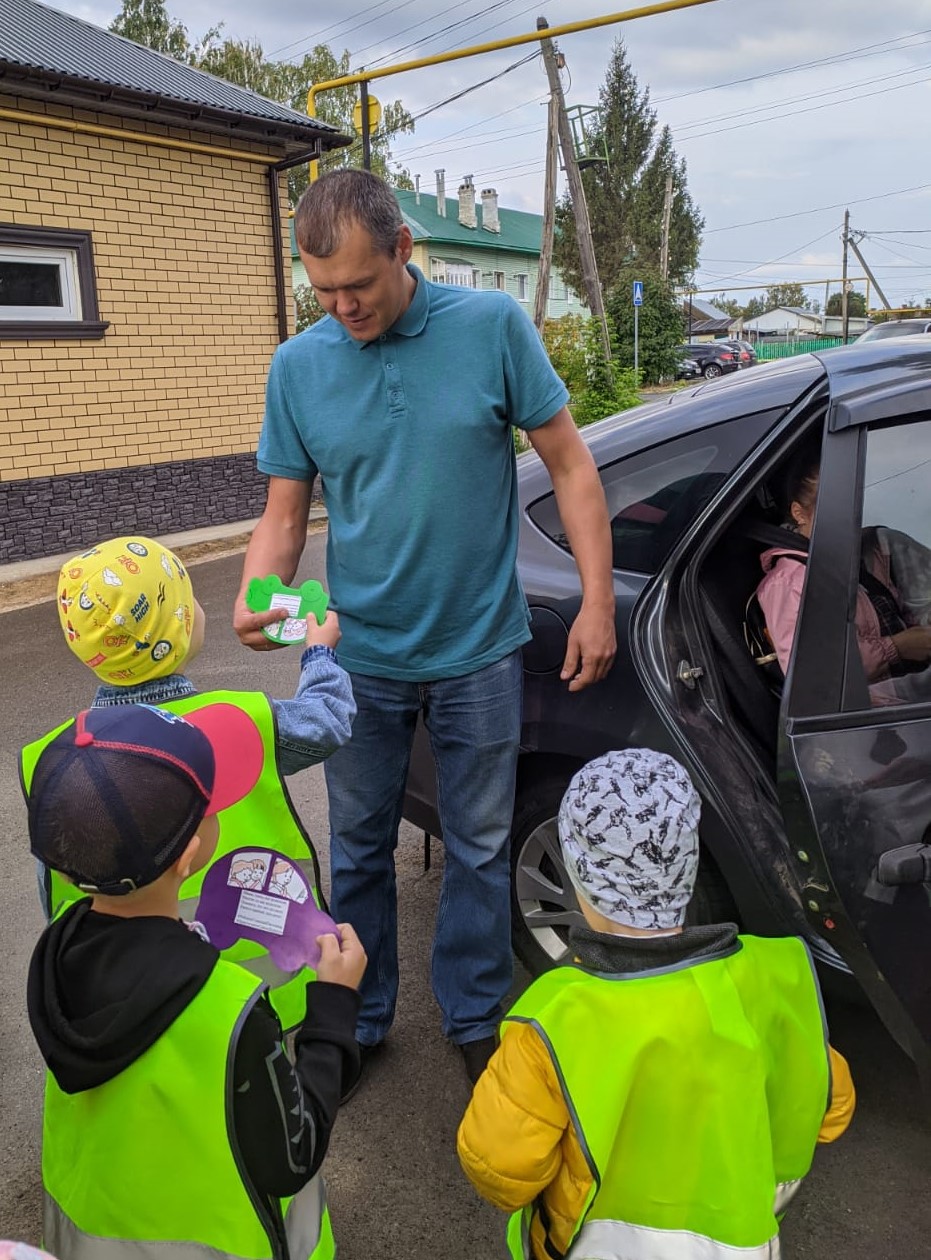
[404,340,931,1080]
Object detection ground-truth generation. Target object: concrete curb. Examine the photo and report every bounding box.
[0,509,328,615]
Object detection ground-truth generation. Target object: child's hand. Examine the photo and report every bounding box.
[305,609,341,651]
[316,923,366,989]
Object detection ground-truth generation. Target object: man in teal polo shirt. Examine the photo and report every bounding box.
[235,169,615,1086]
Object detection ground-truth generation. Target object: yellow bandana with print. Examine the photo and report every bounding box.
[58,536,195,684]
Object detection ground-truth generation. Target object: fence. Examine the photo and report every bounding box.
[755,337,845,361]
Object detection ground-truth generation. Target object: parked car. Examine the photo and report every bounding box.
[680,341,740,378]
[855,319,931,343]
[721,337,758,368]
[675,354,702,380]
[404,340,931,1078]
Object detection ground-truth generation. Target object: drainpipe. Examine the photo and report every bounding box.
[268,144,324,343]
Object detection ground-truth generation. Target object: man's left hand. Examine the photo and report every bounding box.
[561,603,617,692]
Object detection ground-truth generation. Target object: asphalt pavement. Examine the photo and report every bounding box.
[1,541,930,1257]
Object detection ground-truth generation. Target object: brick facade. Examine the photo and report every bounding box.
[0,96,293,561]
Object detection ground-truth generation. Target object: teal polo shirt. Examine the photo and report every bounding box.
[257,265,569,680]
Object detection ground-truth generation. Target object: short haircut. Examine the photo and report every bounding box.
[294,169,403,258]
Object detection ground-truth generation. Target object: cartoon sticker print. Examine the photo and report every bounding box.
[151,639,172,661]
[228,852,270,890]
[59,589,73,614]
[161,553,175,579]
[269,858,309,903]
[102,568,122,587]
[126,541,149,557]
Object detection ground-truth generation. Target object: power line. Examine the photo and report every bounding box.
[655,28,931,104]
[673,62,931,142]
[268,0,398,58]
[353,0,508,68]
[393,92,548,161]
[356,0,531,70]
[706,180,931,234]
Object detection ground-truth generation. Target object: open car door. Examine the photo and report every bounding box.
[780,345,931,1076]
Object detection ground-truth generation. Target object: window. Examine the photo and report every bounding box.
[445,263,476,287]
[528,415,778,574]
[0,226,107,339]
[516,273,529,302]
[494,271,505,291]
[430,257,447,283]
[855,418,931,706]
[567,287,576,306]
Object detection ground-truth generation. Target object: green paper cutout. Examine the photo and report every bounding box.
[245,575,330,645]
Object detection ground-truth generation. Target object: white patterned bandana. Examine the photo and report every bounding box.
[558,749,701,931]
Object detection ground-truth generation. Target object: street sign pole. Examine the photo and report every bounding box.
[632,279,644,381]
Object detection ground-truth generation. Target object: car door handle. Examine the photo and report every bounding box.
[877,844,931,886]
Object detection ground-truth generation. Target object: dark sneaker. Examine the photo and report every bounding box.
[459,1036,497,1086]
[340,1041,383,1106]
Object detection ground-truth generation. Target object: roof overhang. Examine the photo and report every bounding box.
[0,61,352,157]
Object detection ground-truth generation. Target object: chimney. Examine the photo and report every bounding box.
[458,174,477,229]
[435,169,446,216]
[415,174,420,206]
[480,187,500,234]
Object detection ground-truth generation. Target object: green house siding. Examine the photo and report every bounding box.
[289,187,583,322]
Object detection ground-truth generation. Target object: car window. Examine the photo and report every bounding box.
[854,418,931,707]
[527,414,778,574]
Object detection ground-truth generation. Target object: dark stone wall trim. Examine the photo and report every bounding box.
[1,451,272,564]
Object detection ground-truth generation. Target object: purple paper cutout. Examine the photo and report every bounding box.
[196,847,340,971]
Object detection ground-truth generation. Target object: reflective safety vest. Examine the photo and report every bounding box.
[21,689,325,1033]
[504,935,830,1260]
[42,958,334,1260]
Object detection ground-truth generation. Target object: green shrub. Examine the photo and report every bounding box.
[542,314,641,429]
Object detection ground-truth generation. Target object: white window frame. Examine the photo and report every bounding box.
[445,262,476,288]
[0,244,82,321]
[516,273,529,302]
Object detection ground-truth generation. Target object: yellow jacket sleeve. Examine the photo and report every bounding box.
[818,1045,855,1143]
[457,1022,569,1213]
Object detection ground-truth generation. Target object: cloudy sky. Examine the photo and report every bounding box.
[54,0,931,308]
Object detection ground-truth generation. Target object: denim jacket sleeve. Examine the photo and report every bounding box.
[272,645,356,777]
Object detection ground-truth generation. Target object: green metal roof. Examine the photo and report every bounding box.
[290,189,543,258]
[396,189,542,256]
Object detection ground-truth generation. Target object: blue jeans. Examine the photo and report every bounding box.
[325,650,523,1046]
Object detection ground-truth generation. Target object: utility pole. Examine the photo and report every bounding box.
[847,233,893,310]
[537,17,611,363]
[659,173,674,283]
[534,95,559,333]
[841,208,850,344]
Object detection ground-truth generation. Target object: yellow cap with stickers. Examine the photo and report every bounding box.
[57,536,196,685]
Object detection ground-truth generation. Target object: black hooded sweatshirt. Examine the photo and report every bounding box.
[28,900,361,1197]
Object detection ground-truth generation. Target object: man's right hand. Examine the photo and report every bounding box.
[233,595,289,652]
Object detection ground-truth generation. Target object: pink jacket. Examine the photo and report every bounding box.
[756,546,901,683]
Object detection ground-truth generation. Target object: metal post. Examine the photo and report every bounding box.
[360,80,372,171]
[634,303,639,380]
[841,208,850,345]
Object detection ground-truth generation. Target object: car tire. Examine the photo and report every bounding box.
[703,362,723,379]
[509,769,741,977]
[510,771,584,976]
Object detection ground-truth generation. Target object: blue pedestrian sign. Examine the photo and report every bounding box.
[632,280,644,306]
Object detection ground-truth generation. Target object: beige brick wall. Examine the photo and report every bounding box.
[0,97,293,482]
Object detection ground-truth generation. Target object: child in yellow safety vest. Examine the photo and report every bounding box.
[458,748,855,1260]
[27,704,365,1259]
[25,535,355,1035]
